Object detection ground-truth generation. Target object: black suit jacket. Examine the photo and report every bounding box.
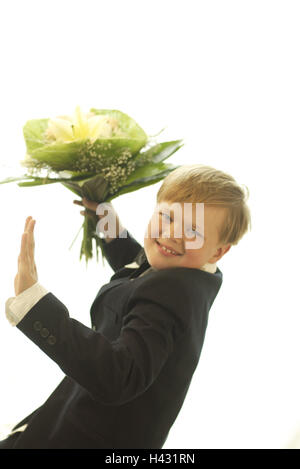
[9,232,223,449]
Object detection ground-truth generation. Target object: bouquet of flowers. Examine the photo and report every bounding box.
[0,106,183,264]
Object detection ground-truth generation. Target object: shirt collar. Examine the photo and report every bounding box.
[125,250,217,274]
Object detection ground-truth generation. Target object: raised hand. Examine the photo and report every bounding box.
[14,216,38,296]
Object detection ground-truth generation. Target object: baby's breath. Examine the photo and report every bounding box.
[101,150,136,195]
[23,141,137,194]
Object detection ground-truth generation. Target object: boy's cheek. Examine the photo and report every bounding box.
[184,246,204,263]
[184,237,205,251]
[146,217,160,239]
[144,224,152,242]
[143,232,154,252]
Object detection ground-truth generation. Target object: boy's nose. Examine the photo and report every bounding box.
[161,219,182,239]
[161,225,184,251]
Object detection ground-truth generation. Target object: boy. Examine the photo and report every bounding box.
[1,164,251,449]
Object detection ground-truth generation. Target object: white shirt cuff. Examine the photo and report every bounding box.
[5,282,49,327]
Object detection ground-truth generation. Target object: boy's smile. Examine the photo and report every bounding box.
[154,239,183,257]
[143,200,231,271]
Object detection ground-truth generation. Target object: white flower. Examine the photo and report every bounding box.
[46,117,74,142]
[45,106,123,143]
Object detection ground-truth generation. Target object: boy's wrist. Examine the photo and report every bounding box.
[103,224,127,243]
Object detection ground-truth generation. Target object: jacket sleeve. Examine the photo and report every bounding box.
[16,270,194,406]
[99,229,143,272]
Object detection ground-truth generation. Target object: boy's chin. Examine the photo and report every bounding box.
[144,251,162,270]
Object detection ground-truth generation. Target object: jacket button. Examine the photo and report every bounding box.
[33,321,42,332]
[47,335,56,346]
[40,328,49,338]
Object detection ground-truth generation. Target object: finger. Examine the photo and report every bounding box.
[25,218,35,233]
[73,200,84,206]
[20,232,29,261]
[27,219,36,258]
[24,216,32,231]
[82,197,98,212]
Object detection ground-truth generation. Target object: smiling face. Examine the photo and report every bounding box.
[143,200,231,271]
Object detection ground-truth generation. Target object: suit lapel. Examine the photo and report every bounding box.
[110,249,150,281]
[90,256,151,315]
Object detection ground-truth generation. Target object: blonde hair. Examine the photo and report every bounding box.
[156,164,251,246]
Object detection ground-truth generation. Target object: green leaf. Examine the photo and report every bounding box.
[123,140,183,186]
[90,108,148,145]
[25,140,87,171]
[123,161,168,184]
[61,182,84,198]
[127,163,180,186]
[107,164,180,200]
[23,118,50,152]
[80,175,109,201]
[137,139,184,165]
[0,175,32,185]
[62,170,95,179]
[62,174,109,201]
[18,179,60,187]
[16,172,97,188]
[124,150,180,186]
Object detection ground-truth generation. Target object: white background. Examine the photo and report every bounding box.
[0,0,299,449]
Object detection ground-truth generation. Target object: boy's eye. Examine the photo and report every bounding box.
[159,211,202,237]
[185,228,201,237]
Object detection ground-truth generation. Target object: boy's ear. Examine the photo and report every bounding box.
[210,244,231,262]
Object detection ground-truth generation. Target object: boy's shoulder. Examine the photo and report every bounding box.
[131,263,223,307]
[145,264,222,291]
